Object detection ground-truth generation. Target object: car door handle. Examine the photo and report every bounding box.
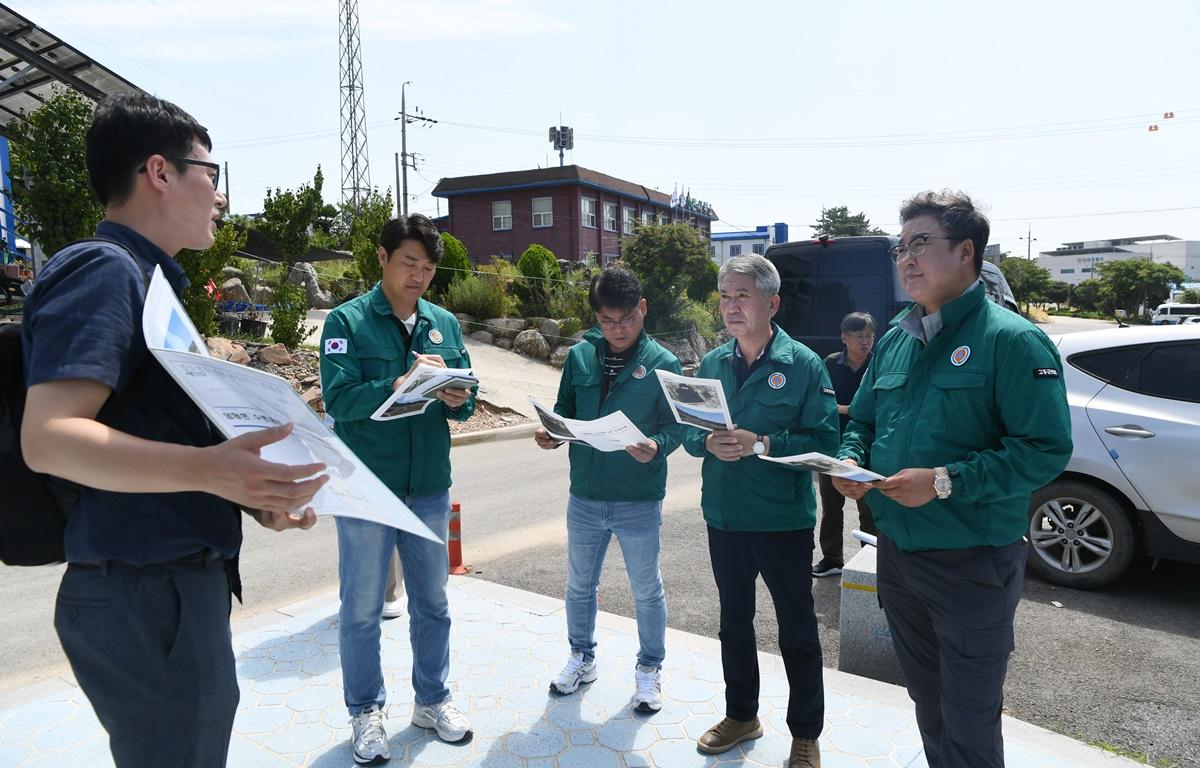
[1104,425,1156,438]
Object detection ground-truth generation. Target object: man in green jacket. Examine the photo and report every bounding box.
[320,214,476,764]
[833,191,1072,768]
[682,255,839,768]
[534,266,682,712]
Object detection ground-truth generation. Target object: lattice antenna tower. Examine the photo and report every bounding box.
[338,0,370,207]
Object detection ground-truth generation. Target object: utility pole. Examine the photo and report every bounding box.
[223,161,230,213]
[1019,223,1037,261]
[394,81,437,216]
[394,152,401,218]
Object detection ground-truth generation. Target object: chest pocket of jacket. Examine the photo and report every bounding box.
[928,371,988,421]
[871,372,909,428]
[421,344,467,370]
[751,387,797,432]
[574,371,603,417]
[357,344,404,380]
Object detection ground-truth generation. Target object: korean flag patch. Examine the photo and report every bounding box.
[324,338,348,355]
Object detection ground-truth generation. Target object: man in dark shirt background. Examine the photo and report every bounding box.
[21,93,327,768]
[812,312,878,578]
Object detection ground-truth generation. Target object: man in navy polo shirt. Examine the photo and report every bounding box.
[21,93,328,768]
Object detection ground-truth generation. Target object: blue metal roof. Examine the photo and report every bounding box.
[711,230,770,241]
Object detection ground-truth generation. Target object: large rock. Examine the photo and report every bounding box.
[221,265,244,280]
[287,262,333,309]
[513,329,550,359]
[485,318,525,340]
[455,313,478,335]
[469,330,495,345]
[220,277,251,304]
[255,285,274,304]
[495,338,512,350]
[257,343,294,365]
[550,345,571,368]
[300,386,324,411]
[538,318,562,345]
[206,337,251,365]
[658,324,709,367]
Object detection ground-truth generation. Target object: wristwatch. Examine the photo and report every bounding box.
[933,466,952,499]
[752,436,767,456]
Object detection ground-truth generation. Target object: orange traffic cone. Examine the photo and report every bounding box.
[448,501,468,575]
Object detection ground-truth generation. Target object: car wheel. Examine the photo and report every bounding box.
[1026,481,1136,589]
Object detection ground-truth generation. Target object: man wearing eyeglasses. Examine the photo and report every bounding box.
[811,312,878,578]
[20,94,326,767]
[832,191,1071,768]
[533,265,682,713]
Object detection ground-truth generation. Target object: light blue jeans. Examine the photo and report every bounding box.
[565,494,667,669]
[336,491,451,715]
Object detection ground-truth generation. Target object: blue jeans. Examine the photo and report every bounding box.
[336,491,451,714]
[565,494,667,669]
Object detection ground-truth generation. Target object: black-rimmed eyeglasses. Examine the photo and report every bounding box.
[888,235,958,263]
[138,157,221,190]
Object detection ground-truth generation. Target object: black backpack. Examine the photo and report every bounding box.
[0,239,142,566]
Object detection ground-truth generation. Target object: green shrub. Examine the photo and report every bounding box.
[544,279,593,327]
[431,232,470,299]
[676,298,719,340]
[269,282,309,348]
[443,266,517,320]
[515,244,562,316]
[177,224,245,336]
[559,317,583,338]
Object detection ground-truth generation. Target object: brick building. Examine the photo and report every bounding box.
[431,165,717,266]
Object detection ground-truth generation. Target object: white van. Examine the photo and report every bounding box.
[1151,303,1200,325]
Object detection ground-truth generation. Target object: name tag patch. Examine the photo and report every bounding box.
[820,386,836,397]
[1033,367,1059,379]
[324,338,348,355]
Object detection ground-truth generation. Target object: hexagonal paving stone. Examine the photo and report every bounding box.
[456,749,524,768]
[738,730,795,765]
[1,701,75,733]
[849,704,915,733]
[558,744,623,768]
[648,737,718,767]
[403,735,475,766]
[669,677,723,704]
[237,656,277,680]
[284,684,341,713]
[547,699,607,728]
[0,741,34,766]
[31,711,103,752]
[491,630,539,650]
[456,673,511,698]
[824,689,854,715]
[250,672,308,696]
[502,685,555,713]
[264,720,334,755]
[457,643,507,666]
[597,715,658,752]
[506,723,567,758]
[468,706,519,738]
[225,735,297,767]
[234,705,296,736]
[825,724,896,759]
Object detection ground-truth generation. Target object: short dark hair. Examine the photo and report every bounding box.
[380,214,443,263]
[899,190,990,275]
[86,93,212,207]
[840,312,877,334]
[588,265,642,312]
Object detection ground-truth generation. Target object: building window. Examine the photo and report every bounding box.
[582,251,598,268]
[712,245,718,259]
[532,197,553,228]
[1081,267,1093,273]
[643,211,654,226]
[603,203,617,232]
[582,198,597,228]
[623,208,636,235]
[1061,268,1075,274]
[492,200,512,231]
[729,244,742,258]
[752,243,765,255]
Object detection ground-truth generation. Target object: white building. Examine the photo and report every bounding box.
[711,223,789,265]
[1036,235,1200,286]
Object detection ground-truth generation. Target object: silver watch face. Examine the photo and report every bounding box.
[753,440,765,455]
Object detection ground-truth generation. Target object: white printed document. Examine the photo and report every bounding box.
[141,266,439,542]
[654,370,734,431]
[758,452,886,482]
[529,398,650,453]
[371,364,478,421]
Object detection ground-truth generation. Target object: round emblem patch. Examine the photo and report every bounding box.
[632,364,647,379]
[950,345,971,366]
[768,372,786,389]
[428,328,444,345]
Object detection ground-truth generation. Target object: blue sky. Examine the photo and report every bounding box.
[15,0,1200,253]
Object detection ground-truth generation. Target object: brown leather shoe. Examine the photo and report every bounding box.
[696,716,763,754]
[787,737,821,768]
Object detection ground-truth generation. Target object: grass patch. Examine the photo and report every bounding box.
[1082,738,1179,767]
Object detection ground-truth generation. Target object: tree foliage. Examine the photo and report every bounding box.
[1179,288,1200,304]
[177,224,246,336]
[257,166,326,266]
[998,257,1052,313]
[810,205,888,237]
[345,189,394,287]
[431,232,470,299]
[1071,279,1104,312]
[6,87,102,255]
[1043,280,1072,305]
[515,243,562,317]
[620,222,714,332]
[1095,259,1185,316]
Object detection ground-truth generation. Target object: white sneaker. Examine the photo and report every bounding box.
[633,664,663,712]
[350,706,390,764]
[381,599,405,619]
[411,699,472,743]
[550,651,598,695]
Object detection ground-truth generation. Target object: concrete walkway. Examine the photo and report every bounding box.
[0,578,1145,767]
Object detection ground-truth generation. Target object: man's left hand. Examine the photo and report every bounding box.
[875,468,937,507]
[248,507,319,531]
[436,387,471,409]
[625,439,659,464]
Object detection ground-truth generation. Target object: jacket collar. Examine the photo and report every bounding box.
[369,283,432,327]
[714,323,797,365]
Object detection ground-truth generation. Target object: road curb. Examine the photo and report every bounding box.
[450,421,537,446]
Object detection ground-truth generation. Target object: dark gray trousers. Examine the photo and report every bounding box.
[877,534,1026,768]
[54,559,239,768]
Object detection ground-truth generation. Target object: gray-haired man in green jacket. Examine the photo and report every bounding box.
[834,191,1072,768]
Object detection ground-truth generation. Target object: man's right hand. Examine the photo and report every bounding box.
[393,352,448,390]
[831,458,875,499]
[534,427,563,450]
[199,423,329,518]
